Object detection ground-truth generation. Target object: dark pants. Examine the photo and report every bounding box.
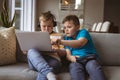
[69,57,106,80]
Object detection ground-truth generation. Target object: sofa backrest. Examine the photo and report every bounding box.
[15,31,120,65]
[90,33,120,66]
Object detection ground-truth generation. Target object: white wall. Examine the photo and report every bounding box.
[36,0,104,31]
[84,0,104,29]
[36,0,59,21]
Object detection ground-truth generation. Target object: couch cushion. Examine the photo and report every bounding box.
[103,66,120,80]
[0,63,37,80]
[0,27,16,65]
[0,62,70,80]
[90,33,120,66]
[58,66,120,80]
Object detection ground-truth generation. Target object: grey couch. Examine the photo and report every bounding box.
[0,32,120,80]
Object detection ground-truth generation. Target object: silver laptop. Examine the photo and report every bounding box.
[16,31,52,52]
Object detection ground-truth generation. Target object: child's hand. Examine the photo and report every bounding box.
[67,55,76,62]
[52,44,59,49]
[51,38,61,45]
[75,56,80,58]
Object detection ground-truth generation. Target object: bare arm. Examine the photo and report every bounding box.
[66,49,76,62]
[61,37,88,48]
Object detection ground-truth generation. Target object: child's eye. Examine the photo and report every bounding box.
[68,26,72,28]
[63,27,66,29]
[48,26,52,27]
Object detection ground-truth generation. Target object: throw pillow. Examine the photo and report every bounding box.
[0,27,16,65]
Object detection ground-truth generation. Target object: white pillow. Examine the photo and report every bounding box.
[101,21,111,32]
[0,27,16,65]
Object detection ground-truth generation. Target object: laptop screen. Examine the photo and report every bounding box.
[16,31,52,52]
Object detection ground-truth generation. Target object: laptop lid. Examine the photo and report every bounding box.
[16,31,52,52]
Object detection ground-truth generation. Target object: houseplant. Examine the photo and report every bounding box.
[0,0,16,28]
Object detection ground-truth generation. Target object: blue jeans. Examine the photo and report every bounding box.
[27,48,61,80]
[69,60,106,80]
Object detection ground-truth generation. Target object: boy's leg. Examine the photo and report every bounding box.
[27,48,53,76]
[37,72,56,80]
[69,62,85,80]
[27,56,36,71]
[37,72,47,80]
[44,55,61,74]
[86,60,106,80]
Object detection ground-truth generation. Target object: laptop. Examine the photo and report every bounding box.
[16,31,52,52]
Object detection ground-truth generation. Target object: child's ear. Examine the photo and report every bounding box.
[76,25,80,30]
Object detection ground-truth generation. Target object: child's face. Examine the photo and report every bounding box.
[40,19,53,34]
[63,20,79,38]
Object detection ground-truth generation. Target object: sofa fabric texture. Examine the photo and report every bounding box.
[91,33,120,66]
[0,32,120,80]
[0,27,16,65]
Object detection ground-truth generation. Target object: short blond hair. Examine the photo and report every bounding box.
[39,11,56,22]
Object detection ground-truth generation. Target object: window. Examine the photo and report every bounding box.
[9,0,36,31]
